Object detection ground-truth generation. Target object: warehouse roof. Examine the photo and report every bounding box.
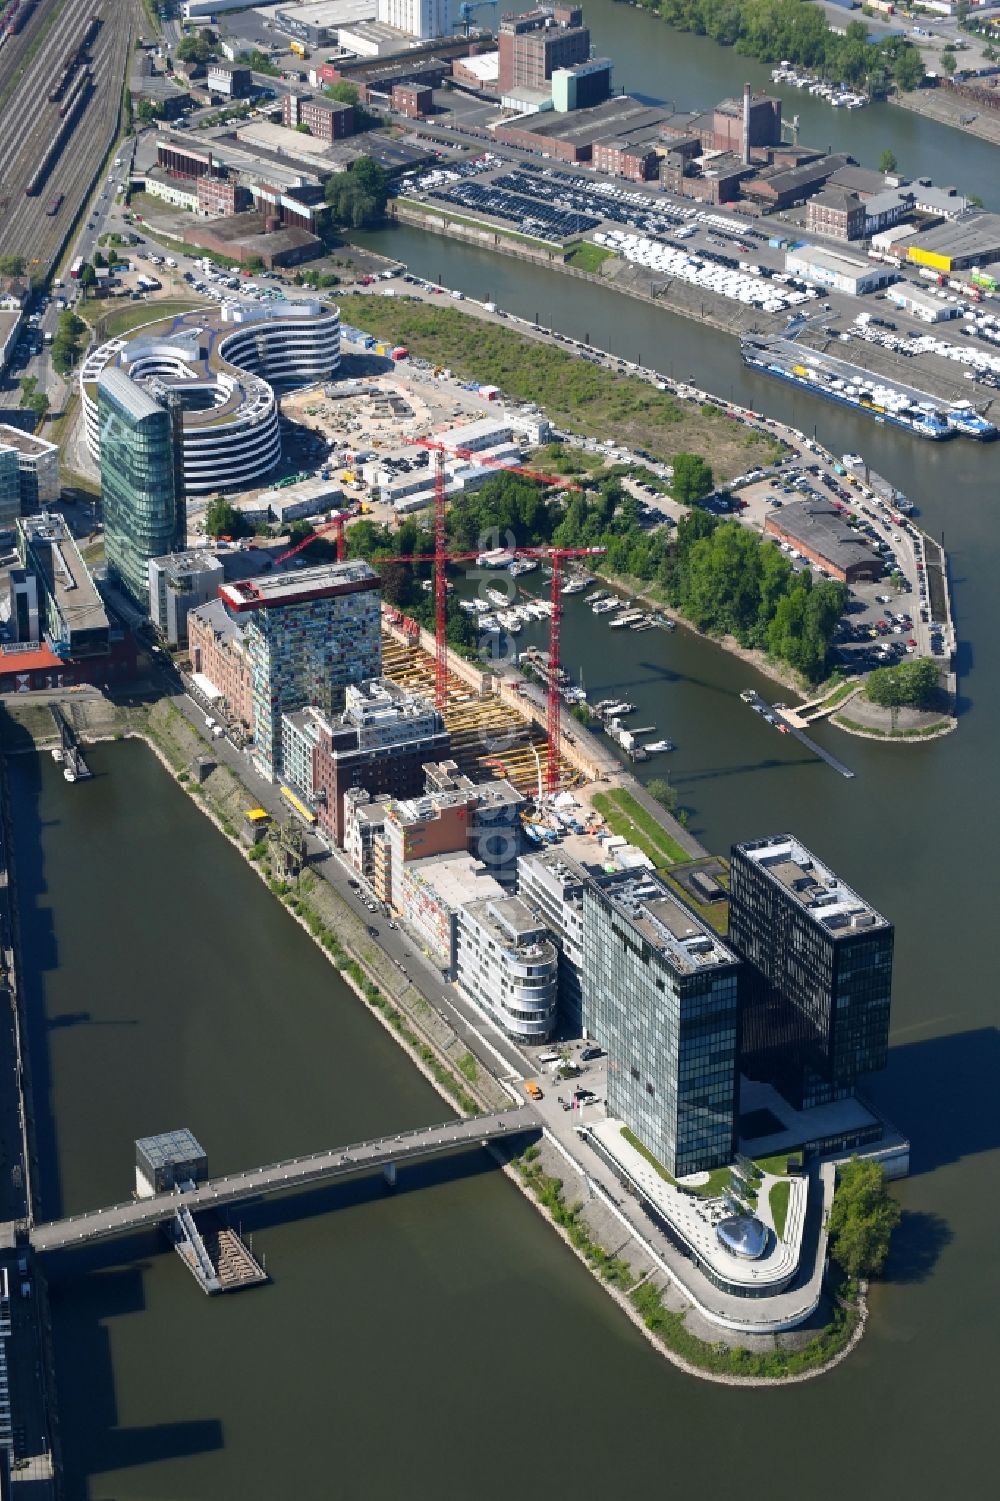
[766,502,882,572]
[906,213,1000,261]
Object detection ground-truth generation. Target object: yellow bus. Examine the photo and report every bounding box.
[280,785,317,825]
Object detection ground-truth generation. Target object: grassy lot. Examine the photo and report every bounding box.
[592,788,689,865]
[565,241,615,273]
[129,190,186,220]
[83,299,200,340]
[337,295,773,477]
[769,1180,791,1239]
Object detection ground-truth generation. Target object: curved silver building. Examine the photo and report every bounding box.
[81,300,340,495]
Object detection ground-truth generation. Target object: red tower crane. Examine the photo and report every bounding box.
[271,509,352,570]
[270,446,600,793]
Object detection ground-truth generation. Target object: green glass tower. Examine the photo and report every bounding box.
[97,367,185,607]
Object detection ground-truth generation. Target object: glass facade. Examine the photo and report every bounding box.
[97,369,185,607]
[582,875,741,1177]
[0,447,20,534]
[246,577,382,780]
[728,836,893,1109]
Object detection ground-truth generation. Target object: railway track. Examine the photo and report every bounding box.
[0,0,64,110]
[0,0,135,275]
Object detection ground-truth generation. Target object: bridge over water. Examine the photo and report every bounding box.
[30,1108,535,1253]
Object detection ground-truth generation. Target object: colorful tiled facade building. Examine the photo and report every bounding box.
[218,561,382,779]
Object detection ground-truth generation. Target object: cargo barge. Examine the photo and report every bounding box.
[741,334,996,441]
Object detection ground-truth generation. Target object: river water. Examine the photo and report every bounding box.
[16,17,1000,1492]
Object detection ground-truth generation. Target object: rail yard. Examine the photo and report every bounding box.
[0,0,135,276]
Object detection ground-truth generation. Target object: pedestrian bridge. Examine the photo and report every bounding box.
[30,1108,534,1253]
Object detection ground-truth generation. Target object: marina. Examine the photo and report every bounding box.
[741,334,997,442]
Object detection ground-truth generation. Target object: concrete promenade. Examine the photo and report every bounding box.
[31,1108,535,1253]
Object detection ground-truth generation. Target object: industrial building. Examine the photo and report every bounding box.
[582,871,742,1178]
[0,424,59,512]
[97,368,186,608]
[148,551,225,646]
[784,244,893,297]
[763,502,885,584]
[219,560,383,781]
[743,153,851,211]
[886,283,959,324]
[494,96,668,164]
[497,6,591,97]
[273,0,379,45]
[904,214,1000,275]
[728,835,893,1111]
[376,0,453,39]
[81,302,340,495]
[456,896,558,1041]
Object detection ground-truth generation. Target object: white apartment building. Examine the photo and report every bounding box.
[456,896,558,1042]
[377,0,452,39]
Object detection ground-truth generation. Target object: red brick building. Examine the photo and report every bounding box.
[196,175,250,218]
[392,82,433,118]
[187,599,253,729]
[497,6,590,95]
[282,92,354,141]
[592,135,659,182]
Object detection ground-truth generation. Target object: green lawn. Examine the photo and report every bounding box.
[621,1126,676,1184]
[620,1128,732,1199]
[754,1152,792,1177]
[85,300,200,340]
[769,1179,791,1240]
[591,788,689,866]
[822,679,857,710]
[565,241,615,273]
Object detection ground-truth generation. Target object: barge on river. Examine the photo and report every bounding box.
[741,334,996,441]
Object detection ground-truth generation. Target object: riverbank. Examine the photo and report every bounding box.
[891,83,1000,149]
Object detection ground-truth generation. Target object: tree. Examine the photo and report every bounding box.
[670,452,714,506]
[968,192,984,209]
[175,30,215,65]
[294,121,311,134]
[324,158,389,230]
[940,50,957,77]
[0,254,25,277]
[204,497,248,538]
[864,657,941,719]
[50,309,86,376]
[135,98,165,126]
[878,149,898,175]
[19,377,49,421]
[237,48,279,76]
[646,777,677,814]
[78,263,97,299]
[324,80,359,106]
[893,45,925,93]
[827,1157,901,1279]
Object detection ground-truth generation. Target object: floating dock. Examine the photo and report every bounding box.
[741,690,855,779]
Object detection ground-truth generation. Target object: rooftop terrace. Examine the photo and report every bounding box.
[736,834,888,933]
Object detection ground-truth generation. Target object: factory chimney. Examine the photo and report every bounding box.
[742,81,752,166]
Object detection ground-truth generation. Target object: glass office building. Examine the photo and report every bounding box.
[582,872,741,1177]
[728,834,893,1110]
[97,367,185,606]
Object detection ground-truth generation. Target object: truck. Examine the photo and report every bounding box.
[165,256,177,268]
[289,39,307,57]
[524,1080,543,1101]
[69,256,83,280]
